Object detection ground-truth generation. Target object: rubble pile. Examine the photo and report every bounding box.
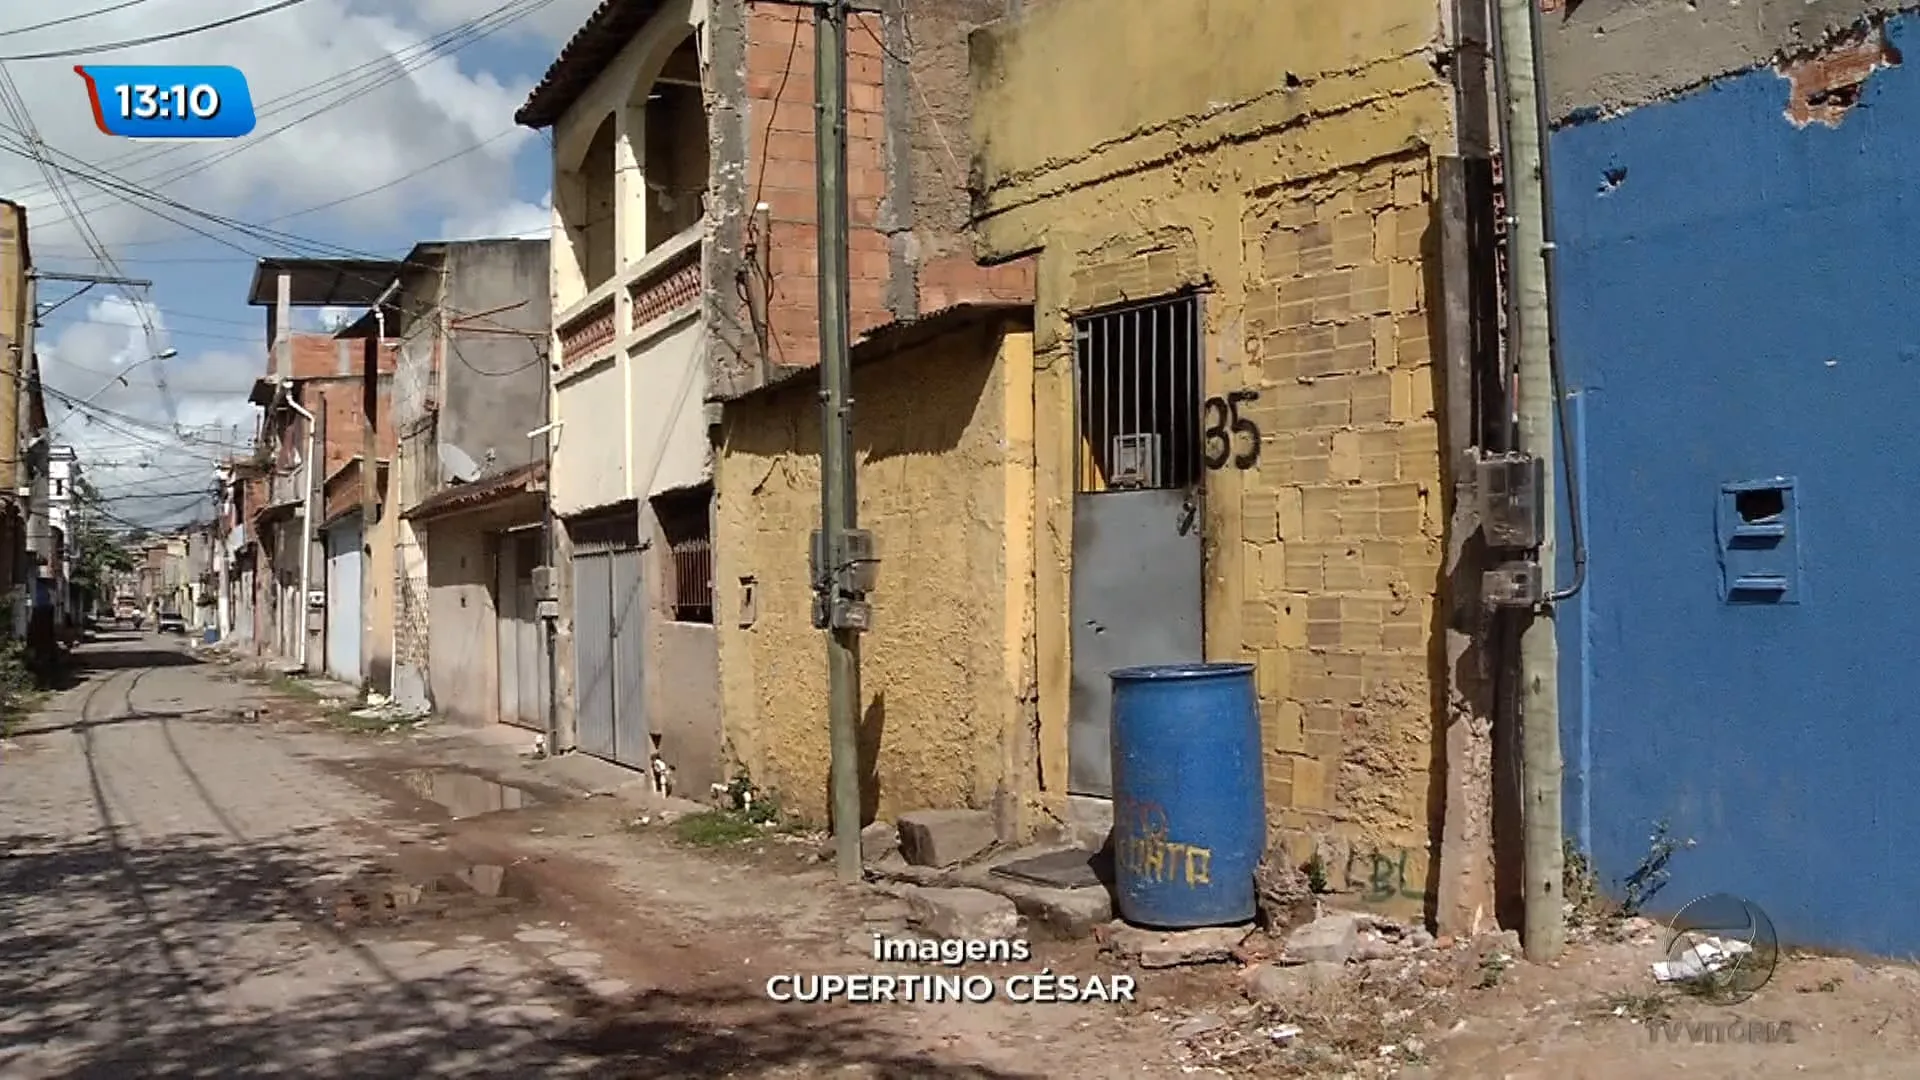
[1098,910,1530,1077]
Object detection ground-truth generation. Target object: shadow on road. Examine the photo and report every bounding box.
[0,832,1038,1078]
[37,639,204,692]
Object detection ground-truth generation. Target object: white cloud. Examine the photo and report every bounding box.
[314,305,357,331]
[439,192,552,240]
[0,0,599,524]
[10,0,597,255]
[38,299,258,527]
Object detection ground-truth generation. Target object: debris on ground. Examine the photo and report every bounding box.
[1253,853,1316,932]
[896,808,997,868]
[1100,923,1252,968]
[1652,935,1753,983]
[904,886,1025,939]
[347,700,427,722]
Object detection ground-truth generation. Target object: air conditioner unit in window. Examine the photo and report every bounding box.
[1109,433,1161,489]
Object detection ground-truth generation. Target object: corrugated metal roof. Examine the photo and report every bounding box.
[245,257,405,307]
[404,461,547,522]
[517,0,664,129]
[738,302,1034,400]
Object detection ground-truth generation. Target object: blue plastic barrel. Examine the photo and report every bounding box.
[202,627,218,645]
[1109,661,1265,928]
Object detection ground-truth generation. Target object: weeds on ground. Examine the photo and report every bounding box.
[1304,852,1331,894]
[672,810,766,846]
[325,709,416,735]
[670,775,807,846]
[1602,989,1675,1023]
[1565,819,1697,941]
[1621,819,1693,916]
[0,639,44,737]
[1475,950,1512,989]
[1271,961,1442,1077]
[270,675,321,701]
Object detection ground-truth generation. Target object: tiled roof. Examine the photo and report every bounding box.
[516,0,663,129]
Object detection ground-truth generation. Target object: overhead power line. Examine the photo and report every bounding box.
[19,0,557,223]
[0,0,164,39]
[0,0,316,62]
[264,127,522,223]
[0,66,180,428]
[0,130,534,338]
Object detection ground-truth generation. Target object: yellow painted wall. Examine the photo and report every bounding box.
[715,320,1037,829]
[971,0,1452,905]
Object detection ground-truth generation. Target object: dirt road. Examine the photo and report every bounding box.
[6,632,1920,1078]
[0,633,1178,1078]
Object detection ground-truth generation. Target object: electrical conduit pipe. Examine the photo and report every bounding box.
[279,386,318,672]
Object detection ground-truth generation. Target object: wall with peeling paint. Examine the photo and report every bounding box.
[1542,0,1918,122]
[1551,11,1920,955]
[714,315,1036,830]
[970,0,1454,916]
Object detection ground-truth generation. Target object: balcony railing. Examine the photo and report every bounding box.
[557,295,617,368]
[631,237,701,332]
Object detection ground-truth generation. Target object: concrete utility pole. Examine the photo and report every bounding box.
[1494,0,1565,962]
[813,0,864,883]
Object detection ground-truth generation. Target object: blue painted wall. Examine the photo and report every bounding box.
[1551,13,1920,956]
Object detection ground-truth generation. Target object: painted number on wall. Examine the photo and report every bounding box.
[1201,390,1261,470]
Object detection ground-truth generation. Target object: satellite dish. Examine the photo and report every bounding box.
[438,443,481,484]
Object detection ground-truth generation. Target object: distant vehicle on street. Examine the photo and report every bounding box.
[114,597,138,628]
[156,610,186,634]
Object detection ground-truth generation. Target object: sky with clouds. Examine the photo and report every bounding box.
[8,0,591,528]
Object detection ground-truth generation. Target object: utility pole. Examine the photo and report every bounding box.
[1494,0,1564,963]
[811,0,868,883]
[361,334,378,687]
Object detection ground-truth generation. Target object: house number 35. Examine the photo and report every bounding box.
[1201,390,1261,470]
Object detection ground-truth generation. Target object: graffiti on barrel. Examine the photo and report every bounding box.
[1115,799,1214,887]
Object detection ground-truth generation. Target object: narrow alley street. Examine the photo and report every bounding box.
[13,635,1920,1079]
[0,631,1175,1079]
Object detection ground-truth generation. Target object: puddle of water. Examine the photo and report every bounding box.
[400,769,538,820]
[319,863,537,927]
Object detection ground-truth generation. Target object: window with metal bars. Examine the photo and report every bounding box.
[1072,293,1204,493]
[655,485,713,624]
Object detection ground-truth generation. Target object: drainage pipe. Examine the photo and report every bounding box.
[280,387,318,673]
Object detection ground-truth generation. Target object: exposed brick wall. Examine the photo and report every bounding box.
[740,2,1033,377]
[918,252,1036,313]
[745,3,892,371]
[274,334,399,381]
[1238,155,1444,889]
[306,375,395,478]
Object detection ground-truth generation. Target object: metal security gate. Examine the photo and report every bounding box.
[324,518,363,683]
[495,530,549,731]
[1068,294,1206,798]
[569,510,648,768]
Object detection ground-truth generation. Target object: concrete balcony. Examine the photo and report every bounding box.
[554,218,704,373]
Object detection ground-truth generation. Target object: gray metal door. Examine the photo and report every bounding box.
[516,568,546,730]
[1069,489,1203,795]
[496,534,520,725]
[496,532,546,731]
[610,547,649,767]
[324,519,363,684]
[572,551,616,758]
[1066,293,1206,798]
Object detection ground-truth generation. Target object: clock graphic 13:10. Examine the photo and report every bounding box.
[76,65,256,139]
